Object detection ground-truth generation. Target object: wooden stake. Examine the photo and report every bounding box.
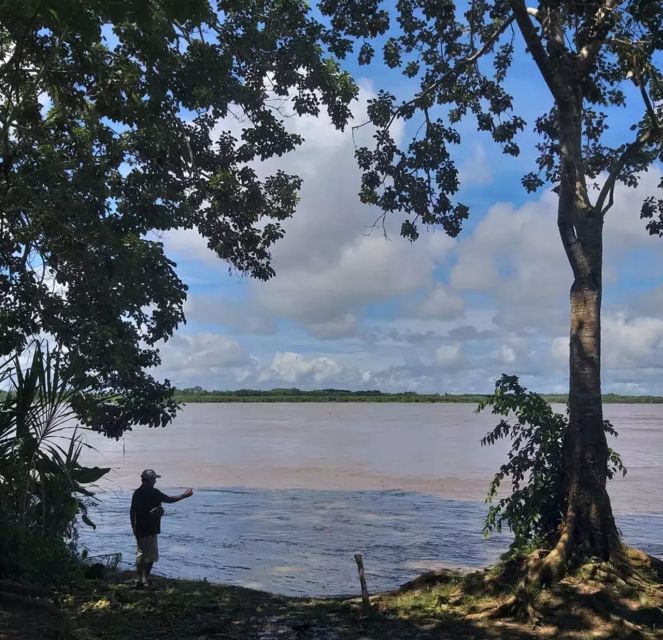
[354,553,371,619]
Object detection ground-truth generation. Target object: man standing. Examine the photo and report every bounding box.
[130,469,193,588]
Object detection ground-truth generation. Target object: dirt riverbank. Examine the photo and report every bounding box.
[2,549,662,640]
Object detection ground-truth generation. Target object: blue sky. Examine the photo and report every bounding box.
[153,17,663,395]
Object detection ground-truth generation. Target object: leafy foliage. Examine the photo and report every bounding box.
[320,0,663,236]
[0,1,356,436]
[641,176,663,236]
[478,375,626,550]
[0,341,109,578]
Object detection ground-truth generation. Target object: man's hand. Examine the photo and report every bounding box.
[163,489,194,503]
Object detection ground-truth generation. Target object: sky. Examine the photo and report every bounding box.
[152,19,663,395]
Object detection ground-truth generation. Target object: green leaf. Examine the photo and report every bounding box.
[71,466,111,484]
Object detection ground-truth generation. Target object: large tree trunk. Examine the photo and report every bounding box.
[564,243,619,559]
[556,95,620,562]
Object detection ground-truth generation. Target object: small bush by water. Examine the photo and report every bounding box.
[479,375,626,552]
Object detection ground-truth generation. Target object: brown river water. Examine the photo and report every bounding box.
[79,403,663,596]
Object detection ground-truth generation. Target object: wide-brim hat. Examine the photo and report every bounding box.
[140,469,161,479]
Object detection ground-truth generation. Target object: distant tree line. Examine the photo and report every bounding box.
[173,388,663,404]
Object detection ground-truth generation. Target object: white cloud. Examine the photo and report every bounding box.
[603,314,663,368]
[631,284,663,316]
[458,143,494,186]
[184,295,276,335]
[498,344,517,364]
[156,333,250,387]
[603,170,663,254]
[162,84,445,338]
[306,314,359,339]
[159,227,217,265]
[256,233,453,329]
[551,336,569,365]
[262,352,343,384]
[446,170,663,338]
[450,254,500,291]
[413,284,465,319]
[435,343,462,368]
[551,313,663,373]
[152,80,663,395]
[449,192,569,334]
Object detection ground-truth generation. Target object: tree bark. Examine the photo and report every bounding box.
[556,94,620,561]
[564,260,619,559]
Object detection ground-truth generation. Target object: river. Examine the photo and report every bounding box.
[79,403,663,596]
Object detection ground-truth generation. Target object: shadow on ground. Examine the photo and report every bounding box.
[3,553,663,640]
[1,571,531,640]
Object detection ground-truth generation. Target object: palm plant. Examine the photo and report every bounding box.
[0,341,109,576]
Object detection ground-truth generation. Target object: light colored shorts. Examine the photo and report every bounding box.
[136,535,159,564]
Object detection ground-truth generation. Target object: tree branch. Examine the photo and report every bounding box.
[468,14,517,65]
[636,71,660,130]
[595,127,661,216]
[558,220,589,279]
[558,173,590,278]
[526,7,540,21]
[351,14,516,135]
[509,0,565,102]
[576,0,622,74]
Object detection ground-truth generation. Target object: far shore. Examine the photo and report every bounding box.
[174,390,663,404]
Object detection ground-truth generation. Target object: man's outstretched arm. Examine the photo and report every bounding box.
[161,488,194,504]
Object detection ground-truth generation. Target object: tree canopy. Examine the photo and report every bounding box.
[0,0,356,436]
[320,0,662,238]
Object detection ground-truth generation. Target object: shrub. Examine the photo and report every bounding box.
[478,375,625,551]
[0,341,109,579]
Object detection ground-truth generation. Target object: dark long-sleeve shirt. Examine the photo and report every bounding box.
[130,485,168,537]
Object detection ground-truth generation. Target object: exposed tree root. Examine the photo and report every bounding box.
[463,542,663,638]
[532,510,576,585]
[467,515,578,623]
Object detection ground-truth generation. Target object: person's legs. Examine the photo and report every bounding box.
[136,548,146,587]
[145,535,158,585]
[136,535,158,586]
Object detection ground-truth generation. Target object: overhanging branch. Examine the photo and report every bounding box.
[576,0,622,73]
[509,0,566,102]
[351,14,516,136]
[635,71,660,130]
[595,127,661,216]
